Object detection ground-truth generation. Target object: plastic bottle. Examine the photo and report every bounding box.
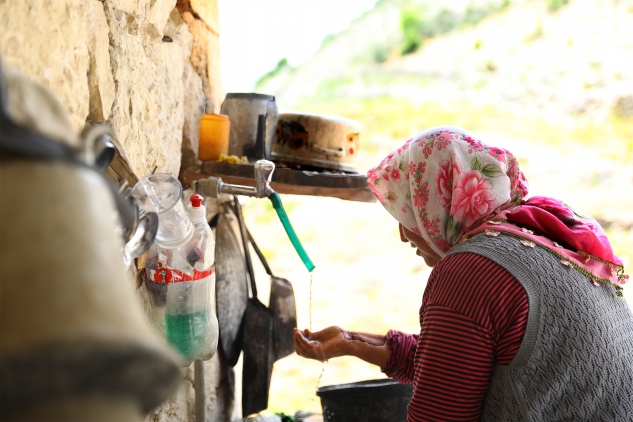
[143,194,218,366]
[167,194,218,362]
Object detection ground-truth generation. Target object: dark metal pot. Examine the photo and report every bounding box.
[220,93,278,161]
[316,378,413,422]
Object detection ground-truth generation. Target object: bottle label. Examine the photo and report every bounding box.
[145,263,215,284]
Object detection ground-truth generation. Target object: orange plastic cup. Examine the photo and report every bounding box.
[198,114,230,161]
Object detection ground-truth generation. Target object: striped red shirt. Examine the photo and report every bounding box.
[382,252,529,421]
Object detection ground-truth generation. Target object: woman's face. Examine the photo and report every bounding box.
[399,223,441,267]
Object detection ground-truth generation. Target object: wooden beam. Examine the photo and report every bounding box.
[104,136,138,187]
[180,162,376,203]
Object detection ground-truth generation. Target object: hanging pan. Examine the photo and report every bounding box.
[247,229,297,362]
[211,204,249,367]
[233,198,275,417]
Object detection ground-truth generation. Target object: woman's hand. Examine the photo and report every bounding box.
[293,326,352,362]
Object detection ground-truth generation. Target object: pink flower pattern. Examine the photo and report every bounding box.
[397,139,413,155]
[421,140,433,158]
[433,130,454,150]
[423,216,441,237]
[435,160,461,209]
[409,161,427,184]
[434,239,451,253]
[488,147,506,162]
[451,170,498,227]
[368,128,626,292]
[413,182,429,211]
[367,168,378,184]
[464,135,484,153]
[367,126,528,258]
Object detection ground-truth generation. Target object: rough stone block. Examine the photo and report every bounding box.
[86,0,115,122]
[163,9,205,172]
[148,0,178,39]
[0,0,90,133]
[105,1,186,177]
[110,0,139,14]
[178,10,223,114]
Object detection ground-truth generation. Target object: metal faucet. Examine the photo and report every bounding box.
[193,160,275,198]
[194,159,315,272]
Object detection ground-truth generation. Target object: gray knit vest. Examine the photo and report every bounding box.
[447,233,633,421]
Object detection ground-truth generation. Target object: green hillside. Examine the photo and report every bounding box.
[252,0,633,294]
[257,0,632,159]
[255,0,633,245]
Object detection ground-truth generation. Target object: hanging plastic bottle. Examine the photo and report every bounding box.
[137,177,218,366]
[134,174,194,345]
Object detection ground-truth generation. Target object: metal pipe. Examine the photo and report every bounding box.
[193,160,275,199]
[217,182,258,197]
[194,359,205,422]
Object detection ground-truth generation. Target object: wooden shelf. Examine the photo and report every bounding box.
[180,161,376,203]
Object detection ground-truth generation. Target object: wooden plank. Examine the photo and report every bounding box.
[180,162,376,203]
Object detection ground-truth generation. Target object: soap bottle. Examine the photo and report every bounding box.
[185,193,219,361]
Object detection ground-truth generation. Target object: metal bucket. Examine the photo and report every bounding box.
[316,379,413,422]
[220,93,278,161]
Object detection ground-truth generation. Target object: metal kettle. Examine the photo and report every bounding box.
[0,59,180,422]
[219,93,279,161]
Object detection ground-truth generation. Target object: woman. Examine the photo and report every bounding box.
[293,126,633,421]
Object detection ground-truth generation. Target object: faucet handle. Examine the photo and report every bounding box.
[254,160,275,197]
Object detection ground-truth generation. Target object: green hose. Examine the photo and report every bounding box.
[268,192,315,272]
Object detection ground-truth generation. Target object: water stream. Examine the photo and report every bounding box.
[308,268,328,390]
[309,269,313,332]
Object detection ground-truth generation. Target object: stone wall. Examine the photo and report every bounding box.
[0,0,222,179]
[0,0,230,420]
[175,0,224,171]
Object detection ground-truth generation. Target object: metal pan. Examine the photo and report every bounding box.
[241,294,274,417]
[212,204,249,367]
[233,198,275,417]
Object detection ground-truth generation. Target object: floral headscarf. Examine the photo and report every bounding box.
[367,126,528,258]
[367,126,627,294]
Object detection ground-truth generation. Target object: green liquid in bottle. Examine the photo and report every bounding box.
[165,310,207,361]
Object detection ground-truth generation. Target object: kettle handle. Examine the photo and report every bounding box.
[255,114,266,159]
[80,124,115,174]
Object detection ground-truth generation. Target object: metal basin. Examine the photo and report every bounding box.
[316,378,413,422]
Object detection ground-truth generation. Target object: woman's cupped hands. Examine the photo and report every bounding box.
[293,326,352,362]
